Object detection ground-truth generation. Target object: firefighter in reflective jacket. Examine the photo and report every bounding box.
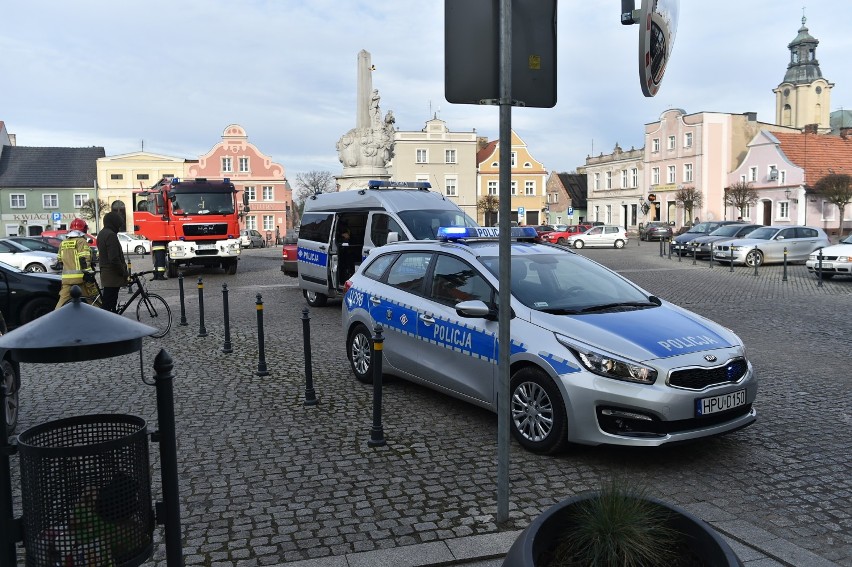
[151,241,167,280]
[55,218,98,309]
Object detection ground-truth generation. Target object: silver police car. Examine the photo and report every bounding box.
[342,227,757,453]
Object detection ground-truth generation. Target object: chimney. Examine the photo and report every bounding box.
[744,112,757,122]
[841,128,851,140]
[804,124,819,134]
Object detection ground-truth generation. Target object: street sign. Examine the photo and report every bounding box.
[518,207,525,215]
[51,212,61,223]
[568,207,574,215]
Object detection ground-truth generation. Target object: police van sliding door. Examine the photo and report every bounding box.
[297,213,334,290]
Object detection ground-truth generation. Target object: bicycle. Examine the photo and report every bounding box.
[87,270,172,338]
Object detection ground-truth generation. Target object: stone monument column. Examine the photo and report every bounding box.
[335,49,395,191]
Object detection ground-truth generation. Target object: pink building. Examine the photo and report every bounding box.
[188,124,294,241]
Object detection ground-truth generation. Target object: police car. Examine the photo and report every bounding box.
[342,226,757,453]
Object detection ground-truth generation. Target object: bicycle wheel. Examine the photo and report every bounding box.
[135,293,172,338]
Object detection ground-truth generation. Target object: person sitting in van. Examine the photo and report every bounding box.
[339,228,357,282]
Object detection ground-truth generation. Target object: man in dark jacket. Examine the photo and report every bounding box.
[97,212,130,312]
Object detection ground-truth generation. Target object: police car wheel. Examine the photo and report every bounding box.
[510,368,568,454]
[347,324,373,384]
[303,290,327,307]
[573,240,585,249]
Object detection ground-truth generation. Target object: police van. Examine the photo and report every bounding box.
[297,180,478,306]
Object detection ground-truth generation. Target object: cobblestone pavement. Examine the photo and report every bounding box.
[7,243,851,566]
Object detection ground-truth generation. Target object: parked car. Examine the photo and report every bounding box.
[713,225,830,266]
[540,224,593,245]
[0,239,60,273]
[117,232,152,255]
[565,225,629,249]
[806,233,852,279]
[671,221,745,255]
[530,225,555,237]
[1,326,20,436]
[40,230,99,264]
[281,233,298,277]
[0,260,61,328]
[240,229,266,249]
[689,224,762,258]
[6,236,60,254]
[341,226,756,452]
[638,221,673,241]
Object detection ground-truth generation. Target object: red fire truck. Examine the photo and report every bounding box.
[133,177,249,276]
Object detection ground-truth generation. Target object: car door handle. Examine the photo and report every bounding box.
[369,296,381,305]
[318,245,326,251]
[419,313,435,326]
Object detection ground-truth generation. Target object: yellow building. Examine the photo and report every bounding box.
[476,131,548,226]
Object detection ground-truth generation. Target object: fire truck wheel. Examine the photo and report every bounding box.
[167,263,179,278]
[225,260,238,275]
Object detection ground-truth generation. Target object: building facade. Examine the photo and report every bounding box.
[187,124,293,239]
[476,131,548,226]
[391,117,483,221]
[583,144,644,229]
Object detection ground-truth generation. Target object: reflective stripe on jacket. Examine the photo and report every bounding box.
[57,237,92,283]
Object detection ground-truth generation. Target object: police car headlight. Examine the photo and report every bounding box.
[557,336,657,385]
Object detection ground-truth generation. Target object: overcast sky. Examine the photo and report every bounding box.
[3,1,850,185]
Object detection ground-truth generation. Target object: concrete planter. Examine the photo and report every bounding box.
[502,493,743,567]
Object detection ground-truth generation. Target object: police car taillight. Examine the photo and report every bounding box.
[343,279,353,295]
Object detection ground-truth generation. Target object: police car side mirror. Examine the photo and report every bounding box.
[387,232,399,244]
[455,300,491,318]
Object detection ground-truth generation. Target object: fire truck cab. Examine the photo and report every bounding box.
[133,177,250,276]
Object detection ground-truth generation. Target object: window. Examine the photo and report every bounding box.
[684,132,693,148]
[511,152,517,167]
[652,168,660,185]
[262,186,273,201]
[110,173,123,180]
[263,215,274,231]
[10,194,26,208]
[525,180,535,196]
[445,149,456,164]
[779,201,789,219]
[605,205,612,224]
[594,173,600,190]
[488,181,498,196]
[445,178,457,197]
[416,149,427,163]
[511,181,517,196]
[749,167,757,182]
[387,252,432,294]
[668,136,676,150]
[605,171,612,190]
[431,255,492,307]
[631,168,638,187]
[621,170,628,188]
[523,162,532,168]
[136,174,149,180]
[74,194,89,208]
[239,157,249,173]
[245,186,256,201]
[43,194,59,208]
[246,215,257,230]
[222,157,233,172]
[370,214,407,247]
[652,138,660,153]
[780,170,787,184]
[684,163,693,182]
[667,165,676,184]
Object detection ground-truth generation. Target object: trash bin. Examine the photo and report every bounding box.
[17,414,154,567]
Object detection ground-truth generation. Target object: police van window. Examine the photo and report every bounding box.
[430,255,493,307]
[397,209,478,240]
[299,213,333,242]
[363,253,398,281]
[386,252,432,295]
[371,214,408,247]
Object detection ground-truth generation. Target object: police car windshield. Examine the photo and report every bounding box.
[172,192,235,215]
[397,210,478,240]
[479,253,654,313]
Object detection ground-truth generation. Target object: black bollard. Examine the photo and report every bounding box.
[782,247,788,282]
[677,242,682,262]
[197,277,207,337]
[302,308,318,406]
[668,238,673,260]
[152,350,185,567]
[753,249,760,277]
[255,293,269,376]
[127,258,133,294]
[729,247,734,272]
[0,384,17,566]
[178,274,188,326]
[659,238,663,257]
[692,244,697,265]
[817,249,824,288]
[708,245,713,269]
[368,326,386,447]
[222,283,233,353]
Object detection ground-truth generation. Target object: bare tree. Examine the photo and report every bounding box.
[477,195,499,226]
[78,198,110,229]
[813,173,852,239]
[294,171,337,203]
[724,181,759,219]
[675,186,704,223]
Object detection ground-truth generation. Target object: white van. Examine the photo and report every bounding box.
[297,180,478,306]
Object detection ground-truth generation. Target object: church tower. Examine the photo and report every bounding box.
[773,14,833,132]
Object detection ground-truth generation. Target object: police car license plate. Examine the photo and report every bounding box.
[696,389,746,416]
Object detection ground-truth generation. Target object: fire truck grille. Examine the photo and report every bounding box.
[184,223,229,237]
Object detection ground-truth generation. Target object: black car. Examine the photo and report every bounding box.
[0,260,61,329]
[1,310,20,436]
[671,221,745,255]
[638,221,674,241]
